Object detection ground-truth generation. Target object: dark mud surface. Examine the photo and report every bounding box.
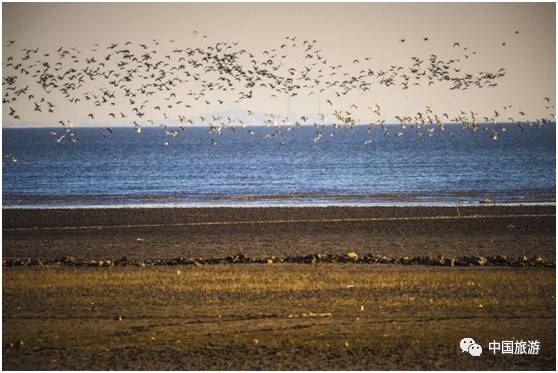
[3,205,556,261]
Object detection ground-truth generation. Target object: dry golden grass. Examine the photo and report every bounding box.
[3,265,556,370]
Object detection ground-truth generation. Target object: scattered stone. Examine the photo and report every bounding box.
[473,256,487,266]
[2,254,555,268]
[115,256,129,266]
[346,252,359,260]
[56,255,76,265]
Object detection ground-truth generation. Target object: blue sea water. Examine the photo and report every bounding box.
[2,124,556,208]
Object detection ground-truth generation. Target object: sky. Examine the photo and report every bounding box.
[2,2,556,127]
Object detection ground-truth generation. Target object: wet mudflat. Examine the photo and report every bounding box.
[3,206,556,261]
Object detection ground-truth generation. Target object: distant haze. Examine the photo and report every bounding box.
[2,2,556,127]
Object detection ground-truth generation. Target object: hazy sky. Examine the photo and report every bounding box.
[2,2,556,126]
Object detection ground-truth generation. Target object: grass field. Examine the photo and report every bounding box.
[3,264,555,370]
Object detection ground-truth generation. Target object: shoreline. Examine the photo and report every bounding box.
[2,200,556,210]
[3,188,555,210]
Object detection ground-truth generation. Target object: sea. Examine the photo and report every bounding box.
[2,123,556,208]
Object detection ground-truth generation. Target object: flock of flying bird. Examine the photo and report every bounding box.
[2,29,555,159]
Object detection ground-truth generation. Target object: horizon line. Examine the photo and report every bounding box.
[3,121,556,129]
